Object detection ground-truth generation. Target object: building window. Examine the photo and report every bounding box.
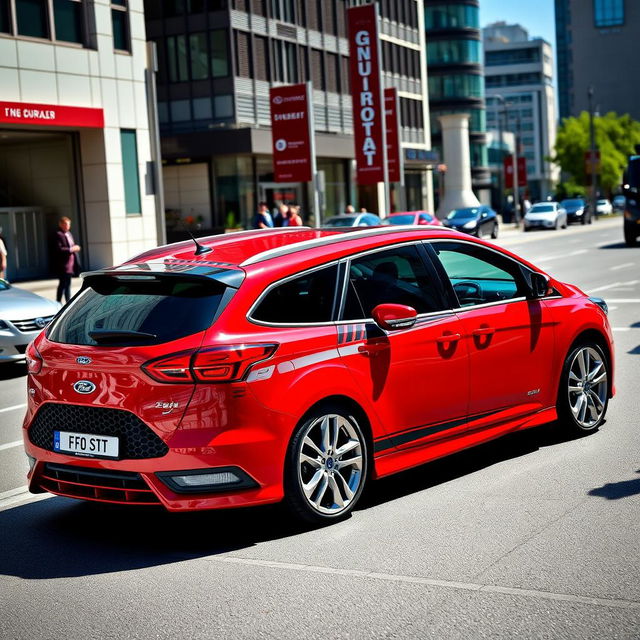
[120,130,142,215]
[485,47,540,66]
[210,29,229,77]
[270,0,295,23]
[427,39,481,66]
[16,0,49,38]
[235,29,251,77]
[53,0,83,43]
[167,35,189,82]
[425,4,480,30]
[593,0,624,27]
[189,32,209,79]
[254,34,270,81]
[274,40,298,83]
[428,74,483,100]
[111,0,130,52]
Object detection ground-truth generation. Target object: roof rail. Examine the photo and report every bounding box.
[241,226,432,266]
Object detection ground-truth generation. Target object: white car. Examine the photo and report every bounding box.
[524,202,568,231]
[596,198,613,215]
[0,280,60,363]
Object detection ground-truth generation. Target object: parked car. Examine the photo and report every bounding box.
[24,227,614,523]
[0,280,60,363]
[324,213,382,227]
[523,202,568,231]
[442,205,499,238]
[385,211,443,227]
[560,198,592,224]
[596,198,613,215]
[612,195,626,212]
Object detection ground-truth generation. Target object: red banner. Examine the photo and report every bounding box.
[504,155,527,188]
[348,3,386,185]
[0,101,104,128]
[384,88,402,183]
[270,83,313,183]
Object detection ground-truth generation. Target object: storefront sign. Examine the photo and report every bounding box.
[0,101,104,128]
[348,3,387,185]
[270,83,313,183]
[504,155,527,188]
[384,88,402,183]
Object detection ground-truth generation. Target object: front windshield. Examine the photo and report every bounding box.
[447,208,478,220]
[561,199,585,208]
[530,205,554,212]
[388,215,416,225]
[325,217,355,227]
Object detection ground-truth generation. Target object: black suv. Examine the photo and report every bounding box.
[560,198,592,225]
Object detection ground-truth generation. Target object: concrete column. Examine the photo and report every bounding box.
[436,113,480,218]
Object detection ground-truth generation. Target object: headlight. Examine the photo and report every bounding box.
[575,208,583,216]
[588,297,608,315]
[463,220,477,229]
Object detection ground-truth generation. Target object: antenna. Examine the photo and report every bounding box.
[180,220,212,256]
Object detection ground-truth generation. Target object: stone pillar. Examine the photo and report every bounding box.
[436,113,480,218]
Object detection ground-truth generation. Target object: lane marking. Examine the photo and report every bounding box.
[610,262,635,271]
[217,556,640,611]
[603,299,640,303]
[589,281,639,293]
[0,487,52,510]
[0,403,27,415]
[0,440,22,452]
[612,327,631,332]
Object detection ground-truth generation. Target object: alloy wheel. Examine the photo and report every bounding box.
[297,413,365,516]
[567,346,608,429]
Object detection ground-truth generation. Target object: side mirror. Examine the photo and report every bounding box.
[372,304,417,331]
[527,272,550,299]
[481,212,488,218]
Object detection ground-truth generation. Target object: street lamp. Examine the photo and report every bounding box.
[588,85,598,220]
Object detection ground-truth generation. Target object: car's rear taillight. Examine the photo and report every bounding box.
[142,344,277,384]
[26,342,43,375]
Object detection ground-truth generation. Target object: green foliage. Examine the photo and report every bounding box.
[226,211,237,228]
[555,181,586,200]
[553,111,640,194]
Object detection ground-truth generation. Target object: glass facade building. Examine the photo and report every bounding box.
[424,0,490,204]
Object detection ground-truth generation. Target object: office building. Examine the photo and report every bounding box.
[0,0,161,280]
[483,22,558,201]
[424,0,490,205]
[145,0,434,229]
[555,0,640,121]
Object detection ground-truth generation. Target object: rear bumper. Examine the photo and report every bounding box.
[24,419,291,511]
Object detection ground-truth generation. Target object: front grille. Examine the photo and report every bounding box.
[29,403,169,460]
[38,463,161,505]
[15,344,27,354]
[11,316,55,332]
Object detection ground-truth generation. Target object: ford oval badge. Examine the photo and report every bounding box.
[76,356,92,365]
[73,380,96,394]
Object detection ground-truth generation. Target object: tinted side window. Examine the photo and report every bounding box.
[253,264,338,323]
[48,276,228,346]
[342,245,444,320]
[432,241,525,307]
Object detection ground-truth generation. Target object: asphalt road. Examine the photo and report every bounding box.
[1,216,639,639]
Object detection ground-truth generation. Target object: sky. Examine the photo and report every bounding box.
[479,0,556,51]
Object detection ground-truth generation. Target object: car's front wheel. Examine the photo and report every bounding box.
[284,406,368,524]
[557,343,609,435]
[491,224,499,239]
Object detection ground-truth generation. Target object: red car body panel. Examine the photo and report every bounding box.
[23,227,615,511]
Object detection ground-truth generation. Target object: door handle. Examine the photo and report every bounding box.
[472,327,496,337]
[436,332,461,344]
[357,342,388,357]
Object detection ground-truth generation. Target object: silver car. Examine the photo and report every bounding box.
[524,202,568,231]
[0,280,60,363]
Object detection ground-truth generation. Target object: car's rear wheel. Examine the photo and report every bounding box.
[284,407,368,524]
[557,343,609,435]
[491,224,498,239]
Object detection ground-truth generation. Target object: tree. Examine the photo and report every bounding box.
[553,111,640,195]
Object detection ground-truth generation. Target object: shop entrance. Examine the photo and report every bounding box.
[0,130,80,281]
[259,182,303,211]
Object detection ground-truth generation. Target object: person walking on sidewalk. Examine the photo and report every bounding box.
[0,227,7,281]
[53,216,81,303]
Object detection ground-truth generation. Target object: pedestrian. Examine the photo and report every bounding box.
[287,205,303,227]
[253,202,274,229]
[345,204,355,214]
[53,216,81,303]
[0,227,7,281]
[274,203,289,227]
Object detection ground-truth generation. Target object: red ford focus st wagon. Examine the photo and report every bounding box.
[23,227,614,523]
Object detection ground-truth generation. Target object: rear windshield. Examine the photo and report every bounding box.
[47,276,229,346]
[388,215,415,225]
[530,205,554,212]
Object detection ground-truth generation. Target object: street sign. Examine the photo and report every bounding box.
[270,83,313,183]
[504,156,527,188]
[347,3,387,185]
[584,149,601,173]
[384,88,402,183]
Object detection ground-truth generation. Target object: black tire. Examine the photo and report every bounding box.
[491,224,499,239]
[624,226,637,246]
[284,404,369,524]
[556,342,609,436]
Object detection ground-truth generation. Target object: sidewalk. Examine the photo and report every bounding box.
[14,278,82,303]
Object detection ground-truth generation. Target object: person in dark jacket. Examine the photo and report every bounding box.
[53,216,81,303]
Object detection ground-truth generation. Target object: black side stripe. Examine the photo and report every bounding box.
[373,409,500,454]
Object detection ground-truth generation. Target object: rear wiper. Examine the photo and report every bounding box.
[88,329,157,342]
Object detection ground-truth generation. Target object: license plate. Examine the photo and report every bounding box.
[53,431,119,459]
